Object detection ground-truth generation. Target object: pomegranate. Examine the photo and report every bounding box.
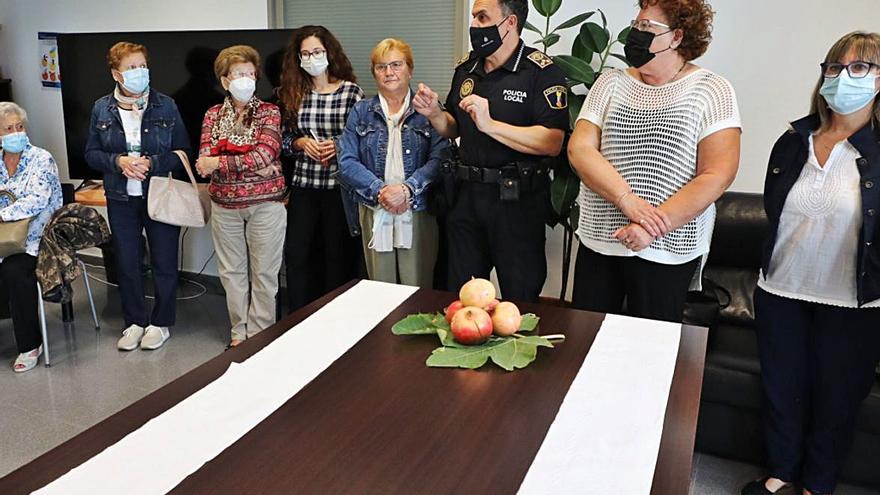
[450,306,493,345]
[459,278,496,309]
[492,302,522,337]
[485,298,500,313]
[445,300,465,323]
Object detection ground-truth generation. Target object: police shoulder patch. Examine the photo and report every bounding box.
[543,85,568,110]
[527,51,554,69]
[454,52,473,69]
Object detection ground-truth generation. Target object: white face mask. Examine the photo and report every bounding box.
[227,77,256,103]
[300,53,329,77]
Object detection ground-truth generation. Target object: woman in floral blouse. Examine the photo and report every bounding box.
[0,102,62,372]
[196,45,286,348]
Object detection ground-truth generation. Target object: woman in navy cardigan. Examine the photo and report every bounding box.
[743,31,880,495]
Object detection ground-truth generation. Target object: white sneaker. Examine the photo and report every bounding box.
[140,325,170,350]
[13,345,42,373]
[117,324,145,351]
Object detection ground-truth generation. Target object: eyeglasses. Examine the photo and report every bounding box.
[373,61,406,74]
[820,61,880,79]
[630,19,673,32]
[299,48,326,60]
[228,70,257,79]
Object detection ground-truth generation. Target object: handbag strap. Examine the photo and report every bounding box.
[172,150,199,193]
[0,190,17,203]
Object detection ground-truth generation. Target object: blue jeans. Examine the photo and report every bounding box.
[107,198,180,327]
[754,287,880,493]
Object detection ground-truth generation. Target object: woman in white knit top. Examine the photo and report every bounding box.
[568,0,741,322]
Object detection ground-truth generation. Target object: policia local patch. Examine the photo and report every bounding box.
[543,85,567,110]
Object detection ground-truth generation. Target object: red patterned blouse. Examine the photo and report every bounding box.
[198,100,287,209]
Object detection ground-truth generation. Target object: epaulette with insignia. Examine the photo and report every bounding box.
[454,52,474,69]
[526,51,554,69]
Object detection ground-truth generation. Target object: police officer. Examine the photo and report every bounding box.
[413,0,568,302]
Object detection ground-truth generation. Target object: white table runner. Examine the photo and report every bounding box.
[518,314,682,495]
[34,280,417,495]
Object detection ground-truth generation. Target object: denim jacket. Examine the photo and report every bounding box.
[762,114,880,306]
[84,91,190,202]
[337,92,449,234]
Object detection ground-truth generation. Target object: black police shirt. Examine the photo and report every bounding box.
[445,39,569,169]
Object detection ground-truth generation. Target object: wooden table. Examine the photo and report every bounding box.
[0,282,707,495]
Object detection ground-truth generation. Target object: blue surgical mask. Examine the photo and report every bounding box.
[1,132,29,154]
[120,67,150,95]
[820,72,879,115]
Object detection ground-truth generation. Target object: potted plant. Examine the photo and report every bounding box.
[524,1,631,301]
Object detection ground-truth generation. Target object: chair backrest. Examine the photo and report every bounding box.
[61,183,75,206]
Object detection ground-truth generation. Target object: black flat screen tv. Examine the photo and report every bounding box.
[58,29,295,179]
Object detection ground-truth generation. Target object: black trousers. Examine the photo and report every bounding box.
[285,186,364,313]
[446,182,548,303]
[0,253,41,353]
[107,197,180,327]
[754,287,880,493]
[571,244,700,323]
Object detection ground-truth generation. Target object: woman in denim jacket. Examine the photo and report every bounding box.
[338,38,449,287]
[85,41,189,352]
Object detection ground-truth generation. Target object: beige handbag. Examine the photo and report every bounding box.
[147,150,211,228]
[0,190,31,257]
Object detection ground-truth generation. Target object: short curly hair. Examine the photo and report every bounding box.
[638,0,714,61]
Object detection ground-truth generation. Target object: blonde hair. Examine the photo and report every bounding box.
[811,31,880,129]
[107,41,149,70]
[370,38,414,72]
[0,102,27,126]
[214,45,261,80]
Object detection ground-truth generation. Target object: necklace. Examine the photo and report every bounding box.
[665,61,688,85]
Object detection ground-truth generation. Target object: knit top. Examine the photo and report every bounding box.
[576,68,741,267]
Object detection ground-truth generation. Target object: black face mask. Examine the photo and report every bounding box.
[624,27,673,68]
[470,16,511,58]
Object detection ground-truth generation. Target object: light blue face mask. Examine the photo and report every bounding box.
[1,132,29,154]
[820,72,879,115]
[120,67,150,95]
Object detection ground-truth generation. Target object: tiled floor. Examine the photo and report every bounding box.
[1,268,878,494]
[0,266,230,478]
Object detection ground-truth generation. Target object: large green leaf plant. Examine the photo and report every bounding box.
[524,0,631,301]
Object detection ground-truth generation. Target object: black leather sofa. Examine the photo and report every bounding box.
[689,192,880,491]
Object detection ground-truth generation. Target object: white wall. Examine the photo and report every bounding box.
[0,0,268,275]
[464,0,880,299]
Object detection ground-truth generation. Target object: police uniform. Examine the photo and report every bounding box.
[444,39,568,302]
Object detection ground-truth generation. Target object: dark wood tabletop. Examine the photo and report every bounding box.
[1,281,707,495]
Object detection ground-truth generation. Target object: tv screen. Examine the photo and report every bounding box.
[58,29,295,179]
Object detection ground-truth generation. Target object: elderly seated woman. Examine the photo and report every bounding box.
[0,102,63,372]
[338,38,449,287]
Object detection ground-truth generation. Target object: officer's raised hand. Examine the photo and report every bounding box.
[413,83,440,118]
[459,94,493,132]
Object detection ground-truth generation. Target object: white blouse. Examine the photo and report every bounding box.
[576,68,741,270]
[119,108,143,197]
[758,135,879,308]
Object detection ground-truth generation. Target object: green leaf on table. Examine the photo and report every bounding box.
[554,12,595,31]
[392,313,447,335]
[426,335,554,371]
[580,22,610,53]
[519,313,540,332]
[553,55,595,85]
[435,326,468,348]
